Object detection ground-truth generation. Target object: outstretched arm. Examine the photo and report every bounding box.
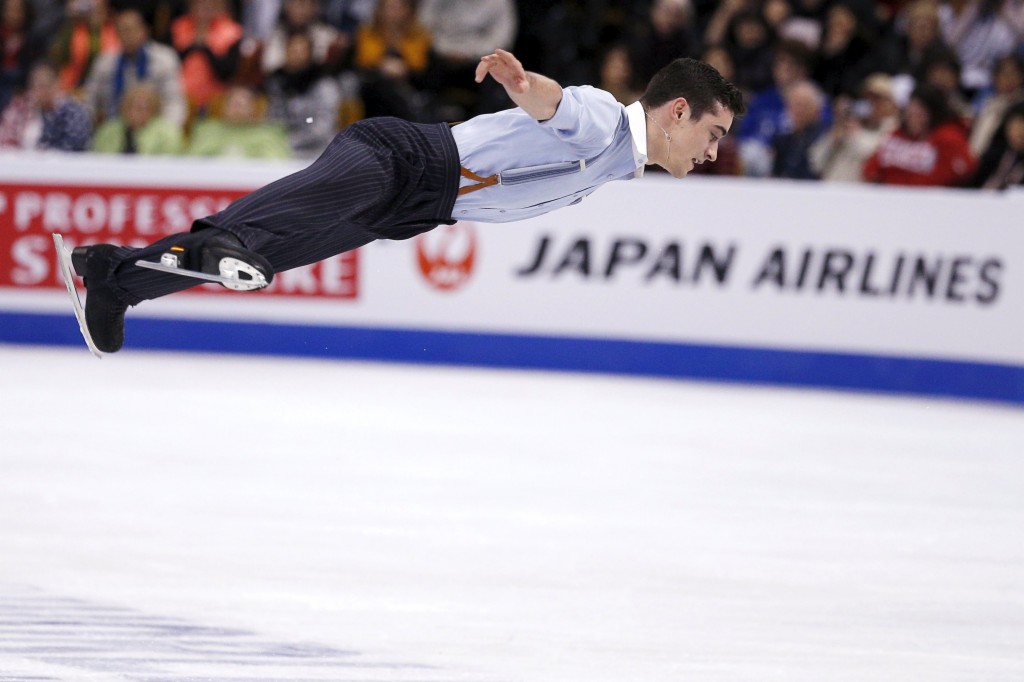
[474,49,563,122]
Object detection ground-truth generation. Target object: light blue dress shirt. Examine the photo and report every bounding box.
[450,85,648,223]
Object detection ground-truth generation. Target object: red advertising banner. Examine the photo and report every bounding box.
[0,182,358,299]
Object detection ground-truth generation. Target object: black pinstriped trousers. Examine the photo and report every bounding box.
[106,118,462,306]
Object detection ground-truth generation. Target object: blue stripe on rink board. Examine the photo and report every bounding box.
[3,310,1023,406]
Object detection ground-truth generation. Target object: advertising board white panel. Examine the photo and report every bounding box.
[2,153,1022,401]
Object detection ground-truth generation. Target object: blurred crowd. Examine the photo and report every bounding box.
[1,0,1023,189]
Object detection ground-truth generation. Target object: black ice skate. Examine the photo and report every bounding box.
[134,231,274,292]
[52,234,127,357]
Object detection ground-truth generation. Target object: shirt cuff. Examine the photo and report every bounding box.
[541,87,578,130]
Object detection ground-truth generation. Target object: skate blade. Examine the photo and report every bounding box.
[52,233,104,359]
[134,258,268,291]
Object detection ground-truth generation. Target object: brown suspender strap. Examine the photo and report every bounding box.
[458,166,500,196]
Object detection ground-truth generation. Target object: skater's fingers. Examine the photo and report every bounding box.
[493,50,524,76]
[494,48,518,65]
[474,54,495,83]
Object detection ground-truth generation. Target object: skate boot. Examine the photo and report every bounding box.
[197,230,274,291]
[137,230,274,291]
[70,244,128,354]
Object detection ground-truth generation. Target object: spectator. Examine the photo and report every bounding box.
[186,83,291,158]
[238,0,279,41]
[738,37,818,176]
[691,44,742,175]
[27,0,64,42]
[971,100,1024,188]
[596,42,643,105]
[868,0,948,88]
[82,8,187,126]
[1003,0,1024,41]
[1,0,41,114]
[171,0,244,114]
[863,82,977,186]
[969,53,1024,155]
[781,0,830,47]
[264,30,339,158]
[516,0,608,87]
[814,0,876,97]
[91,80,184,153]
[323,0,376,36]
[0,60,92,149]
[50,0,120,93]
[353,0,434,121]
[724,9,775,95]
[418,0,516,64]
[261,0,343,75]
[626,0,701,86]
[921,47,974,124]
[771,79,827,178]
[810,72,900,182]
[939,0,1017,91]
[108,0,181,44]
[703,0,752,49]
[417,0,517,116]
[761,0,794,36]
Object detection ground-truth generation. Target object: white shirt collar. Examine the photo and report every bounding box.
[625,100,648,178]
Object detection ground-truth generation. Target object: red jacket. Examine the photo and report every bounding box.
[171,13,244,108]
[863,123,977,187]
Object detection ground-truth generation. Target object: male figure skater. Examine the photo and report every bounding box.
[68,49,744,353]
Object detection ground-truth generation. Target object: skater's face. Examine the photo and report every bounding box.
[648,99,734,179]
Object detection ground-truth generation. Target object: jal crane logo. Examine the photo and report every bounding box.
[415,222,477,291]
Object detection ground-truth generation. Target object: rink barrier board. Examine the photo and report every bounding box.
[3,310,1022,406]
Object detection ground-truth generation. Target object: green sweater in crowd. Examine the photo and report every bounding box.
[91,117,185,155]
[187,120,292,159]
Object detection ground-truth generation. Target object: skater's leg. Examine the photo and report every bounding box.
[70,244,128,354]
[69,119,459,353]
[101,126,390,305]
[71,227,272,352]
[104,228,274,305]
[193,129,390,272]
[69,129,386,351]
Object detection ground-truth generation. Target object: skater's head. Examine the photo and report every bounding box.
[641,57,745,122]
[640,57,745,179]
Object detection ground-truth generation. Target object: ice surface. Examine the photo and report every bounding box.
[1,346,1022,681]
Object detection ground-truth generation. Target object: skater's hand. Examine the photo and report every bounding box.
[475,49,529,94]
[474,49,563,121]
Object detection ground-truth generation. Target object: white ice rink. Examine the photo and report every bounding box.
[1,345,1023,681]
